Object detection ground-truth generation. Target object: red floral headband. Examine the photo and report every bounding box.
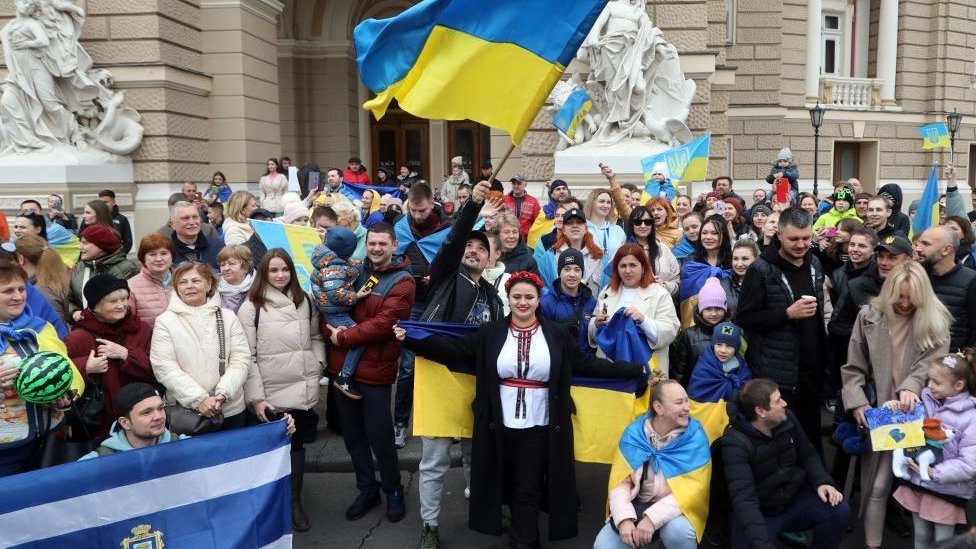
[505,271,543,293]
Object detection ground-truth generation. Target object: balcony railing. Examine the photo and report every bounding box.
[820,77,882,110]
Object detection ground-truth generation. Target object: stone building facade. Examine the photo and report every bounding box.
[0,0,972,240]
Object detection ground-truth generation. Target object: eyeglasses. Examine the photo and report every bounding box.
[631,219,654,227]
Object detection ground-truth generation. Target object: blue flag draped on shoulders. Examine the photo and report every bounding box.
[687,347,752,443]
[608,414,711,541]
[394,216,450,264]
[399,320,645,463]
[910,164,940,239]
[679,262,731,328]
[341,181,403,202]
[355,0,608,144]
[0,421,292,548]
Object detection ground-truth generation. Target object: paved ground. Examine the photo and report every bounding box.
[295,424,918,549]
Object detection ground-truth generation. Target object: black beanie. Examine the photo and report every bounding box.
[83,274,129,309]
[557,248,585,274]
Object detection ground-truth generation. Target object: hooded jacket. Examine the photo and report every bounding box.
[540,279,596,353]
[150,293,252,417]
[878,183,911,236]
[80,422,187,459]
[68,249,141,315]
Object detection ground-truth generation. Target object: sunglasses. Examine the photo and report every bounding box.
[631,219,654,227]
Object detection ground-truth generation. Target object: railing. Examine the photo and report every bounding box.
[820,77,882,110]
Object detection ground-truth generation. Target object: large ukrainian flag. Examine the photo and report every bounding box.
[608,414,711,541]
[354,0,608,144]
[401,320,644,463]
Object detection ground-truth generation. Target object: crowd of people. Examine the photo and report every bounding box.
[1,151,976,549]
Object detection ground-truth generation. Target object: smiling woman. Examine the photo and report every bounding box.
[64,274,154,441]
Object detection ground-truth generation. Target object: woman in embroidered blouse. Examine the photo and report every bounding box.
[258,157,288,216]
[395,271,642,548]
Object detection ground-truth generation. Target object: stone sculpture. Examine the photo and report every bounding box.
[568,0,695,149]
[0,0,144,157]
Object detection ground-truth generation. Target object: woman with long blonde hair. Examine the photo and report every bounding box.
[842,261,951,549]
[15,234,70,324]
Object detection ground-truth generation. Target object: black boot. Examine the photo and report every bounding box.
[291,450,311,532]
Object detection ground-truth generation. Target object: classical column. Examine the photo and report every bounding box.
[200,0,285,190]
[805,0,823,103]
[853,0,870,78]
[877,0,899,105]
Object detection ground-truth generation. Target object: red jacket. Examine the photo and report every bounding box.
[343,168,370,185]
[64,310,155,439]
[323,255,415,386]
[503,193,541,240]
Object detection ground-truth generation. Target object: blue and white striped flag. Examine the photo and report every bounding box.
[0,421,292,548]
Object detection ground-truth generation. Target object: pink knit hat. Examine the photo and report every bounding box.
[697,277,728,312]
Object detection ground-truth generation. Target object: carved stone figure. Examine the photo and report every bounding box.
[0,0,144,157]
[573,0,695,148]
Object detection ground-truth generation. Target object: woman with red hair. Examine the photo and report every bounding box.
[646,197,681,249]
[589,243,680,376]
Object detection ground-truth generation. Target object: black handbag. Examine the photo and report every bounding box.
[71,377,105,434]
[165,309,226,436]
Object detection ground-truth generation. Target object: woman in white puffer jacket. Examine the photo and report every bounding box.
[237,249,324,532]
[151,262,251,429]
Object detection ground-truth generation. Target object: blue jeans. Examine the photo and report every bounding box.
[326,312,364,378]
[730,489,850,549]
[394,303,425,426]
[593,515,697,549]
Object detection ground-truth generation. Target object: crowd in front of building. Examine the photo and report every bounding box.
[2,149,976,549]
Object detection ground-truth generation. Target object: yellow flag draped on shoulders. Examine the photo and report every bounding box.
[607,414,711,541]
[354,0,609,144]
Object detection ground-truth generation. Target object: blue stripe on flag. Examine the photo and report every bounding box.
[0,421,289,514]
[8,476,291,549]
[911,165,940,237]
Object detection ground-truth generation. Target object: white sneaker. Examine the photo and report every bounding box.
[319,376,330,387]
[464,486,470,500]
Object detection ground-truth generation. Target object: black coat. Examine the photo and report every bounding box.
[403,318,642,541]
[721,408,835,549]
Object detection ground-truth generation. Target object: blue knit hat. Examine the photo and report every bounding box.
[713,321,743,352]
[325,227,357,260]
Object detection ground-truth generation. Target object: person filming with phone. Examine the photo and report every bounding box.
[736,206,829,453]
[46,193,78,233]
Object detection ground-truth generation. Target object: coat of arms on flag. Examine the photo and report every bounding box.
[120,524,164,549]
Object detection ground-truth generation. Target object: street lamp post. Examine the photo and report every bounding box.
[809,103,825,198]
[947,108,963,164]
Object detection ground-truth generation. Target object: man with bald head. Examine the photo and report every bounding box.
[914,225,976,350]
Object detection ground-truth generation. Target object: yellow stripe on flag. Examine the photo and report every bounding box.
[413,357,475,439]
[526,212,553,250]
[572,385,641,464]
[689,399,730,444]
[364,25,565,144]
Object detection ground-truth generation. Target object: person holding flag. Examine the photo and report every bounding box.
[597,379,711,549]
[395,270,642,548]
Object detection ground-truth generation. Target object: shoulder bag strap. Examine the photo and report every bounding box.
[215,308,226,376]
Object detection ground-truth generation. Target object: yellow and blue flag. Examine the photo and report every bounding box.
[608,414,711,540]
[678,266,730,329]
[401,320,645,463]
[526,211,555,250]
[919,123,950,150]
[45,223,79,268]
[910,165,940,239]
[865,403,925,451]
[250,220,322,292]
[552,89,592,144]
[686,347,752,443]
[354,0,608,144]
[641,135,711,201]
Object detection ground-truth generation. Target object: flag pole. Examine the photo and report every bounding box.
[487,142,517,183]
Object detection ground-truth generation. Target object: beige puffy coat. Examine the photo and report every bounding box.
[238,289,325,411]
[150,293,251,416]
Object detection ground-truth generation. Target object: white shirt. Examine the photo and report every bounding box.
[497,328,551,429]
